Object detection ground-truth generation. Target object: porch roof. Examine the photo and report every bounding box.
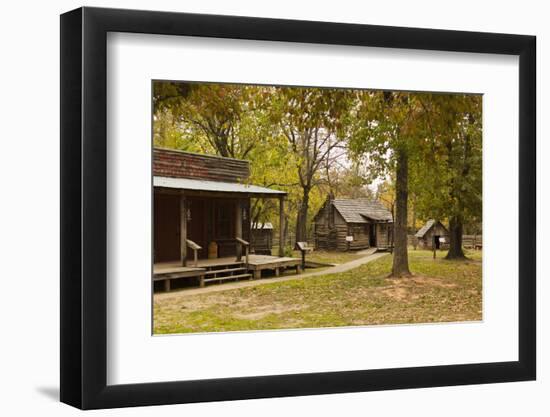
[154,176,287,197]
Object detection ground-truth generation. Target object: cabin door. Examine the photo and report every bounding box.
[154,193,181,263]
[369,224,377,247]
[187,198,207,260]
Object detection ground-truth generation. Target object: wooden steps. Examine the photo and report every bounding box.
[204,273,252,284]
[204,267,246,275]
[201,262,252,285]
[154,255,303,291]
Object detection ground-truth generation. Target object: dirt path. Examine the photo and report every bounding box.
[154,251,389,300]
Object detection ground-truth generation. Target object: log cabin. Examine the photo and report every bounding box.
[250,222,273,255]
[153,148,301,289]
[414,219,449,249]
[313,197,394,251]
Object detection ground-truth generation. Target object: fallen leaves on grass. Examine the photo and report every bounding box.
[154,250,482,334]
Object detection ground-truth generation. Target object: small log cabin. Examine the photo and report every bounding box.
[415,219,449,249]
[313,197,394,251]
[250,222,273,255]
[153,148,287,265]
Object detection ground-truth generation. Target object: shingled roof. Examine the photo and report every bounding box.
[415,219,448,238]
[332,198,393,223]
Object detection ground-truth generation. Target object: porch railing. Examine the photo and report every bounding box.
[235,237,250,267]
[186,239,202,267]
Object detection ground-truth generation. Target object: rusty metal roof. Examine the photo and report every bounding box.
[154,176,286,196]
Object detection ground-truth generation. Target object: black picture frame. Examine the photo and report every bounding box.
[60,6,536,410]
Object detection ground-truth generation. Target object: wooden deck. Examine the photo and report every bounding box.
[154,255,302,291]
[245,255,302,278]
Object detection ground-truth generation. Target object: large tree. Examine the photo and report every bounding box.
[153,82,265,159]
[351,91,426,277]
[270,87,354,243]
[413,94,482,259]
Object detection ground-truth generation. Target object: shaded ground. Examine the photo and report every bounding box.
[154,250,482,334]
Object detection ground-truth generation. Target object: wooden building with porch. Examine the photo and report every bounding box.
[250,222,274,255]
[153,148,301,290]
[313,197,394,251]
[415,219,449,249]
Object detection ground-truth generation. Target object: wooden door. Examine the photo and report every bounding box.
[154,193,180,263]
[369,223,377,247]
[187,198,207,259]
[213,199,236,258]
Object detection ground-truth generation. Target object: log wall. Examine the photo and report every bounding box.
[417,223,449,249]
[314,201,395,251]
[376,223,392,248]
[251,229,273,255]
[314,202,337,250]
[345,223,370,251]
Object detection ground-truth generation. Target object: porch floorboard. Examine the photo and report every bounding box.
[153,254,302,290]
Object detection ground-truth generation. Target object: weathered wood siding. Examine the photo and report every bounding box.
[333,210,350,251]
[376,223,392,248]
[251,229,273,255]
[213,199,251,258]
[407,234,417,246]
[463,235,482,248]
[159,196,251,260]
[345,223,370,250]
[314,200,396,251]
[315,204,394,251]
[418,223,449,249]
[314,202,338,250]
[154,148,249,183]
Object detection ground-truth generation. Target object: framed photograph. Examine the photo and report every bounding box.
[60,6,536,409]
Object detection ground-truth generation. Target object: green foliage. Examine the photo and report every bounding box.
[283,245,294,257]
[410,94,482,227]
[152,82,482,243]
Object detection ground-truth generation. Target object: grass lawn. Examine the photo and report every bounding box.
[271,247,366,265]
[153,249,482,334]
[293,249,366,265]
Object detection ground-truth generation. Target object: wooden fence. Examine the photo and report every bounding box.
[462,235,483,249]
[276,230,482,251]
[407,234,482,249]
[273,230,315,251]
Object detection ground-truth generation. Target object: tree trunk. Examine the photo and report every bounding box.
[391,148,411,277]
[446,125,471,260]
[446,215,466,259]
[412,194,417,250]
[295,187,310,243]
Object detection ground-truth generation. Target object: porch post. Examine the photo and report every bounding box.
[279,196,285,257]
[180,195,187,266]
[235,199,243,261]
